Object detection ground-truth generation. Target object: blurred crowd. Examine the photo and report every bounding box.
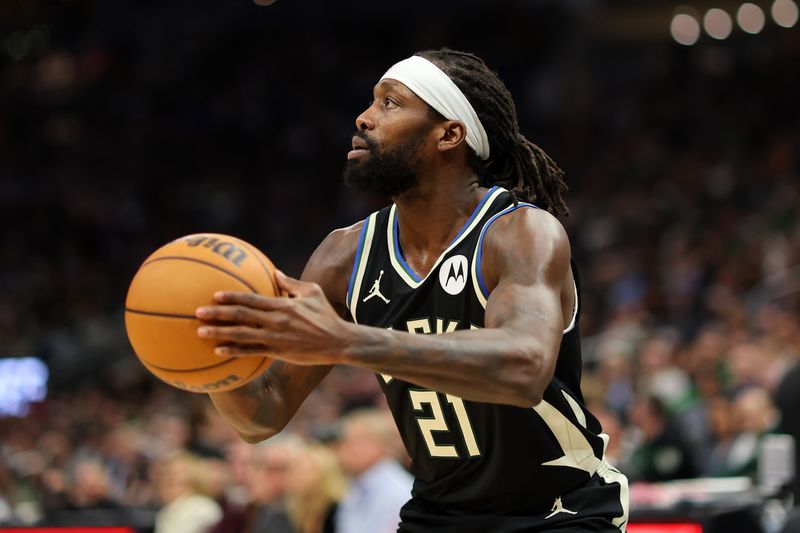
[0,375,413,532]
[1,0,800,531]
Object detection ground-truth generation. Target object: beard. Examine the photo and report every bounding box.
[342,130,427,198]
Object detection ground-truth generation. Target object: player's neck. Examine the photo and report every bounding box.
[392,168,483,268]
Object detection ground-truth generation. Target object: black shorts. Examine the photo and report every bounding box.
[398,464,629,533]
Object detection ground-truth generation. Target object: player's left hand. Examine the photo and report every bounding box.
[195,270,351,365]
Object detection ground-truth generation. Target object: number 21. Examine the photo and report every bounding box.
[409,390,481,458]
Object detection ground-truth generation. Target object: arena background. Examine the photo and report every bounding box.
[1,0,799,532]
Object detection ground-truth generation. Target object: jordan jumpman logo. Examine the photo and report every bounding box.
[545,497,577,519]
[363,270,390,304]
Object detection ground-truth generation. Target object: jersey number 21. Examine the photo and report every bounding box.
[409,390,481,458]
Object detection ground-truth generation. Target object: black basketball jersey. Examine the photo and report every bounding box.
[346,186,610,516]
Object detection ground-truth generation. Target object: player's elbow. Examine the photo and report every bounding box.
[526,392,544,407]
[239,432,271,444]
[237,423,284,444]
[503,388,543,409]
[503,347,549,407]
[507,385,544,409]
[234,415,290,444]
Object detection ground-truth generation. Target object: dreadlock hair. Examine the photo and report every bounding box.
[416,48,569,216]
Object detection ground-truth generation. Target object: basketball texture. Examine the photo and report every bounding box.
[125,234,277,393]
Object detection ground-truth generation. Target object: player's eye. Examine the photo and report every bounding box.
[383,97,397,109]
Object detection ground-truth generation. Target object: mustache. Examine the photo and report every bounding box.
[353,131,379,151]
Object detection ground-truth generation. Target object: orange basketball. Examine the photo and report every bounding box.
[125,233,277,393]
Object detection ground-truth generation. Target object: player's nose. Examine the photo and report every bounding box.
[356,108,375,132]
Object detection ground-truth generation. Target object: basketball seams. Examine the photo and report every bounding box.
[125,308,196,320]
[140,256,258,294]
[142,355,237,373]
[239,356,271,385]
[125,310,260,373]
[236,240,280,296]
[140,352,269,390]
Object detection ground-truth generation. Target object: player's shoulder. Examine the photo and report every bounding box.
[483,203,570,252]
[302,220,365,310]
[324,220,365,249]
[326,219,368,260]
[479,204,571,289]
[309,220,364,272]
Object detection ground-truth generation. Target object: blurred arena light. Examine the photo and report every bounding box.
[2,25,50,61]
[253,0,278,5]
[737,3,767,33]
[704,8,734,39]
[671,11,702,45]
[772,0,799,27]
[0,357,49,417]
[669,1,799,41]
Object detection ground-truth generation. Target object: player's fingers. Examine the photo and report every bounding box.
[195,305,258,324]
[275,270,301,296]
[214,344,274,358]
[196,325,263,343]
[276,270,324,298]
[195,305,267,326]
[213,291,292,311]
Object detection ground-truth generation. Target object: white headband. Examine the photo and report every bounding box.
[380,56,490,160]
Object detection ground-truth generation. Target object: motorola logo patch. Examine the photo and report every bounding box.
[439,255,469,295]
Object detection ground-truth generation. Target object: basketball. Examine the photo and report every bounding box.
[125,234,278,393]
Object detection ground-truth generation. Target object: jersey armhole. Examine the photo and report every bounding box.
[471,205,580,333]
[471,202,538,309]
[563,281,578,334]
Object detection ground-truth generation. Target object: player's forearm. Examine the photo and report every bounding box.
[208,373,288,443]
[341,324,554,407]
[208,362,333,443]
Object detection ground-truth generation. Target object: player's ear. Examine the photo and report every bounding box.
[437,120,467,154]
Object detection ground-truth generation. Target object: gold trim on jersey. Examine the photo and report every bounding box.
[597,458,630,530]
[532,399,601,476]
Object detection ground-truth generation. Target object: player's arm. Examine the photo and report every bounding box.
[199,208,570,408]
[206,222,361,443]
[339,208,570,407]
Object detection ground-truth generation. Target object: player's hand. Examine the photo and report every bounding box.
[194,271,351,365]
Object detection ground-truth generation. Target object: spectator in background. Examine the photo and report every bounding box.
[209,441,253,533]
[148,413,192,457]
[66,458,119,511]
[286,443,345,533]
[775,359,800,504]
[637,332,691,414]
[705,396,737,477]
[627,396,698,482]
[596,340,634,419]
[636,331,711,469]
[0,463,14,524]
[225,441,255,507]
[724,387,779,479]
[727,341,769,393]
[242,436,296,533]
[153,452,222,533]
[38,467,70,515]
[334,409,413,533]
[589,403,626,468]
[102,426,152,507]
[39,457,125,527]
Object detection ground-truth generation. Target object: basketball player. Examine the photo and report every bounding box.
[197,49,629,532]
